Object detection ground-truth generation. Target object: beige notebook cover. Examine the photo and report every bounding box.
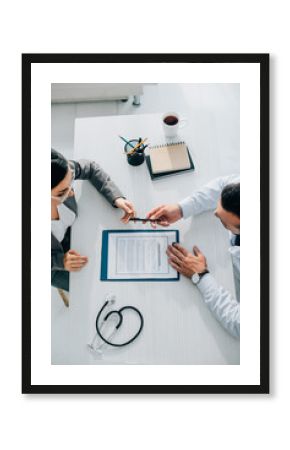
[149,142,190,174]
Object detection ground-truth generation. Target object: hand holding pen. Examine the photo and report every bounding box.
[114,198,136,223]
[144,204,183,228]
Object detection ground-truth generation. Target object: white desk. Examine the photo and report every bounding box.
[53,110,240,365]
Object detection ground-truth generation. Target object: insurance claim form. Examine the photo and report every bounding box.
[103,230,179,281]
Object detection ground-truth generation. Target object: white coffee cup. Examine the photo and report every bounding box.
[162,112,187,138]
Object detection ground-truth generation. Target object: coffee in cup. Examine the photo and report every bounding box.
[163,115,179,126]
[162,112,187,138]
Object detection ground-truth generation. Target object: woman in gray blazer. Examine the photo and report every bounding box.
[51,149,135,293]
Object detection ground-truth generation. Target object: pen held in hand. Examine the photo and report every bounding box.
[129,218,162,223]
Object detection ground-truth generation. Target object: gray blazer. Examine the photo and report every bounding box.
[51,158,124,272]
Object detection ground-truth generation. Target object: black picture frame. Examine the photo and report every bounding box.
[22,53,269,394]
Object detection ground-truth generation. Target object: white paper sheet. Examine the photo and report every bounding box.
[106,231,178,280]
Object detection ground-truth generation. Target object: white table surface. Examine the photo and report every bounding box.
[54,109,240,365]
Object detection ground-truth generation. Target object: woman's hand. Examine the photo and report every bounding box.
[145,203,183,228]
[64,250,88,272]
[114,197,136,223]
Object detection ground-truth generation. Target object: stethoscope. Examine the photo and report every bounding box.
[87,294,144,353]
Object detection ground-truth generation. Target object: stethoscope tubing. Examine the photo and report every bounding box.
[95,300,144,347]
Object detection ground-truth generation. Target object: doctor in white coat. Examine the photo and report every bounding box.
[145,175,240,339]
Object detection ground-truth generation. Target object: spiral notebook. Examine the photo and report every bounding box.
[146,141,195,180]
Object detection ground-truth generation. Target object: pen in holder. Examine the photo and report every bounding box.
[124,138,146,166]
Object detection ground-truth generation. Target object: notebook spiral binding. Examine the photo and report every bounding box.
[149,141,185,149]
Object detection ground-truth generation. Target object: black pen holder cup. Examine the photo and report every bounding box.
[125,140,145,166]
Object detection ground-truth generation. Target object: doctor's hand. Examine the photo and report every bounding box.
[114,197,136,223]
[64,250,88,272]
[145,203,183,228]
[166,244,207,278]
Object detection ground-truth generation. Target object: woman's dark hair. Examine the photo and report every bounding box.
[51,149,69,189]
[221,182,240,218]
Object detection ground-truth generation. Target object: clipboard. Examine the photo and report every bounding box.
[100,229,180,282]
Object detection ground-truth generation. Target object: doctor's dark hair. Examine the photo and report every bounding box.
[51,149,69,189]
[221,182,240,218]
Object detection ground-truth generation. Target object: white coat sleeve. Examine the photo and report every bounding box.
[196,273,240,339]
[179,174,240,219]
